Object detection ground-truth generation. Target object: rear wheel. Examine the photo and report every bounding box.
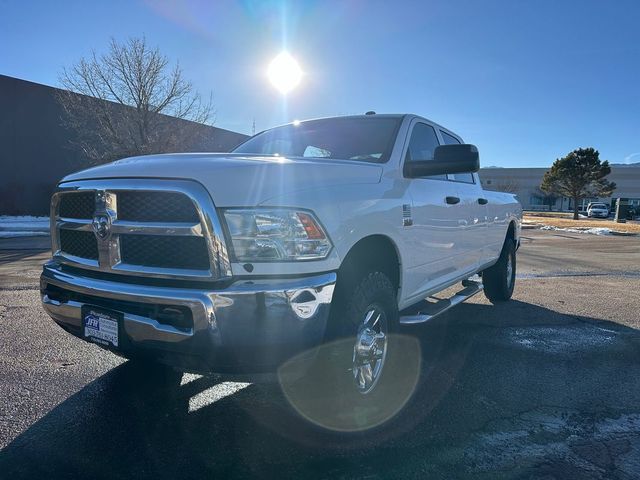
[483,237,516,303]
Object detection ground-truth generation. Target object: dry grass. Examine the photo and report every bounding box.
[523,214,640,234]
[523,211,577,219]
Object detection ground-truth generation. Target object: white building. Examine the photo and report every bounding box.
[479,165,640,211]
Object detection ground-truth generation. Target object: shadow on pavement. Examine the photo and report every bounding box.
[0,236,51,251]
[2,300,639,479]
[0,250,48,264]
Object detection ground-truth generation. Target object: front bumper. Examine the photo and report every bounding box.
[40,261,336,375]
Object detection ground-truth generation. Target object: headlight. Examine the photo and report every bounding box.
[222,209,332,261]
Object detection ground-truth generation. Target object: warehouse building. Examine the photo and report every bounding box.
[0,75,248,215]
[479,166,640,212]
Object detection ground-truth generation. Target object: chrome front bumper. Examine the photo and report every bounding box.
[41,261,336,374]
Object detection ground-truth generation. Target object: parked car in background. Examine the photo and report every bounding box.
[587,202,610,218]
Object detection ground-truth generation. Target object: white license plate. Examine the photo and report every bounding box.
[82,307,120,348]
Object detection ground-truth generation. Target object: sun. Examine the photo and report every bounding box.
[267,52,302,94]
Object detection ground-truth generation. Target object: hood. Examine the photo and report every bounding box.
[61,153,383,206]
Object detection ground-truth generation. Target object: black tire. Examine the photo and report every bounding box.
[281,271,421,432]
[483,237,516,303]
[327,270,400,394]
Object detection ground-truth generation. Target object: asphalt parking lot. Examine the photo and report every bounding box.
[1,229,639,479]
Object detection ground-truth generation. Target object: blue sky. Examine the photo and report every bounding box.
[2,0,639,167]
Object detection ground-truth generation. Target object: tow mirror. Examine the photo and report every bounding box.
[404,144,480,178]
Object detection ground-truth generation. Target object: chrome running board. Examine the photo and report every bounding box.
[399,278,483,325]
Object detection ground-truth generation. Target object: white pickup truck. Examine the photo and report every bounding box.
[41,113,521,402]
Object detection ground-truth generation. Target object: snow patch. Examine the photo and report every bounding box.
[465,408,640,475]
[509,325,617,354]
[0,215,49,221]
[0,216,50,238]
[0,231,49,238]
[540,225,616,236]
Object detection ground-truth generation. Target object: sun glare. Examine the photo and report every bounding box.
[268,52,302,94]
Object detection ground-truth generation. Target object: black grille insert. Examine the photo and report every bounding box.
[120,235,209,270]
[60,230,98,260]
[116,191,199,223]
[43,284,193,331]
[59,192,95,219]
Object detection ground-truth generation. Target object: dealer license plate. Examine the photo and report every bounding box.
[82,306,121,348]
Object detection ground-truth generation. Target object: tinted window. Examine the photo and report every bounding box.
[406,123,440,162]
[440,130,460,145]
[440,130,474,183]
[405,123,446,180]
[233,117,401,163]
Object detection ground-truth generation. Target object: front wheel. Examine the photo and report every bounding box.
[281,271,421,432]
[483,238,516,303]
[334,271,398,396]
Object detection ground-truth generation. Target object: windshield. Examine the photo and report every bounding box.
[233,117,401,163]
[591,204,607,209]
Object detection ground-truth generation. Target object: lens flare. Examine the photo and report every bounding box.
[278,334,422,432]
[267,52,302,94]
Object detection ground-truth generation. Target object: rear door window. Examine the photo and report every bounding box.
[440,130,475,184]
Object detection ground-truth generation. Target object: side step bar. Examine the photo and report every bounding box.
[399,278,483,325]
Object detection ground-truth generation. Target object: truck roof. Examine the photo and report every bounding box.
[264,113,463,142]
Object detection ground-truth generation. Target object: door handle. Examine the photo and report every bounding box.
[478,198,488,205]
[445,196,460,205]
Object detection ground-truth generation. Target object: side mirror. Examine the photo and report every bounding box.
[404,144,480,178]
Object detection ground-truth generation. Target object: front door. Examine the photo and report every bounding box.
[439,129,485,272]
[402,121,479,303]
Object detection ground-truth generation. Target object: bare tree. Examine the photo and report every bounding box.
[58,36,214,164]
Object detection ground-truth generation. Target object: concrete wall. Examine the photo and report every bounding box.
[0,75,249,215]
[479,166,640,211]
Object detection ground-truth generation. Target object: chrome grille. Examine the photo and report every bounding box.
[50,179,231,280]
